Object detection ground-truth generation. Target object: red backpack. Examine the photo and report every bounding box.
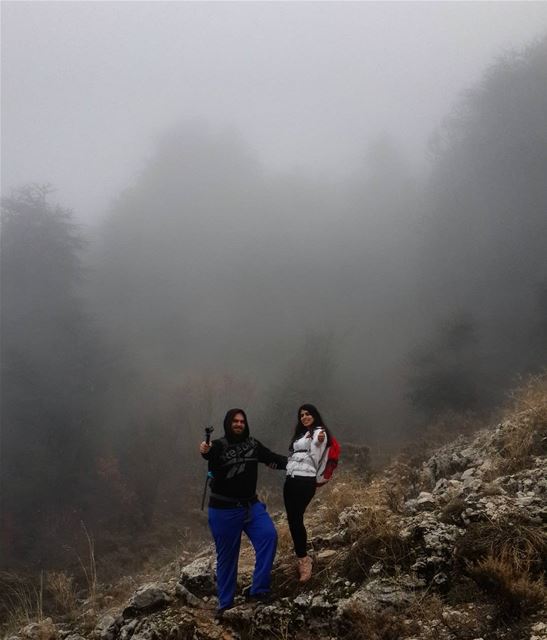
[316,435,341,487]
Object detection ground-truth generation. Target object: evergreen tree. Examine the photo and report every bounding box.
[1,185,99,565]
[422,36,547,397]
[407,314,482,420]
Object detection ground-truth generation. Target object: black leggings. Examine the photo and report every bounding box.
[283,476,317,558]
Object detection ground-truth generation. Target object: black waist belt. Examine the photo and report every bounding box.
[209,492,257,506]
[209,493,257,523]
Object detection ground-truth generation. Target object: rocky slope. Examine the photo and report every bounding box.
[8,381,547,640]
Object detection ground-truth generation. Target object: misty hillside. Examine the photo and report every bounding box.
[2,5,547,639]
[2,34,547,575]
[3,375,546,640]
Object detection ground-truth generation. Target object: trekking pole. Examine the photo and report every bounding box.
[201,426,214,511]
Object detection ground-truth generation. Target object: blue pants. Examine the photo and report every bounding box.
[208,501,277,610]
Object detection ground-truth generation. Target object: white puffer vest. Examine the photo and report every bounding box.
[286,427,328,478]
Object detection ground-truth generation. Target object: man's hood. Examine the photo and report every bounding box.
[223,407,250,442]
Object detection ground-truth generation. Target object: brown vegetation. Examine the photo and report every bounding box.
[456,513,547,619]
[439,498,466,525]
[455,516,547,575]
[467,554,546,618]
[44,572,78,619]
[0,572,44,631]
[342,509,412,581]
[494,373,547,474]
[340,600,415,640]
[4,374,547,639]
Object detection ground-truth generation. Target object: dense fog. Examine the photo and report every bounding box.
[1,3,546,571]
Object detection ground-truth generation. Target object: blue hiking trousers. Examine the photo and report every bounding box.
[208,501,277,610]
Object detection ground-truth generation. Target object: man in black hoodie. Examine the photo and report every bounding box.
[200,408,287,618]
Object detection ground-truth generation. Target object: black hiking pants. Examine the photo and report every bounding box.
[283,475,316,558]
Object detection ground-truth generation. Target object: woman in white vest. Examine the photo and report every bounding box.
[284,403,329,582]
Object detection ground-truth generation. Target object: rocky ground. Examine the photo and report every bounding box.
[6,381,547,640]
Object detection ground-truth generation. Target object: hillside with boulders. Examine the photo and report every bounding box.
[5,376,547,640]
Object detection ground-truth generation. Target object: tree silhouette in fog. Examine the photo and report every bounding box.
[421,36,547,403]
[258,331,336,449]
[407,314,481,420]
[1,186,99,566]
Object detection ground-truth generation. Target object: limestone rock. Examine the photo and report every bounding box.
[179,556,216,596]
[122,582,171,620]
[174,582,204,607]
[530,621,547,640]
[338,505,363,527]
[94,614,120,640]
[316,549,337,560]
[20,620,56,640]
[416,492,436,511]
[118,619,138,640]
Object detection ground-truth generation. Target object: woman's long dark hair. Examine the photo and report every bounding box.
[289,403,331,450]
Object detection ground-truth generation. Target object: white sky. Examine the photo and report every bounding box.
[2,1,547,222]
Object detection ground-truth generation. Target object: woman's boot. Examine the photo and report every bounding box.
[297,555,312,582]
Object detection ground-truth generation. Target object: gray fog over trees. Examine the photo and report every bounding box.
[1,3,546,573]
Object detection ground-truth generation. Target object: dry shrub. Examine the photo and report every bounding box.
[320,460,420,527]
[457,513,547,619]
[77,522,98,605]
[508,373,547,424]
[481,482,504,497]
[408,592,445,620]
[12,617,56,640]
[318,470,373,525]
[269,519,305,596]
[455,517,547,576]
[275,519,294,557]
[411,595,492,640]
[340,601,413,640]
[342,508,412,580]
[0,571,44,634]
[440,497,466,525]
[340,595,448,640]
[436,601,492,638]
[343,591,492,640]
[45,572,77,618]
[318,470,418,581]
[445,574,485,606]
[496,374,547,473]
[381,459,423,512]
[467,554,546,618]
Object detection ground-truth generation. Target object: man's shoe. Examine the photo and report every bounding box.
[297,555,313,582]
[242,585,252,601]
[214,605,233,622]
[242,585,272,603]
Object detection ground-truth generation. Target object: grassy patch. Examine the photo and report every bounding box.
[467,554,546,618]
[495,374,547,474]
[455,514,547,619]
[440,498,466,525]
[339,600,415,640]
[0,572,44,636]
[342,508,412,580]
[455,517,547,575]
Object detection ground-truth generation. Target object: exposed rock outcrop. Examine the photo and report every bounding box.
[8,393,547,640]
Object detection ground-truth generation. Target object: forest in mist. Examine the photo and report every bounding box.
[1,35,547,572]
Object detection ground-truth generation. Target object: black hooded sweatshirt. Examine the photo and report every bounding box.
[201,408,287,508]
